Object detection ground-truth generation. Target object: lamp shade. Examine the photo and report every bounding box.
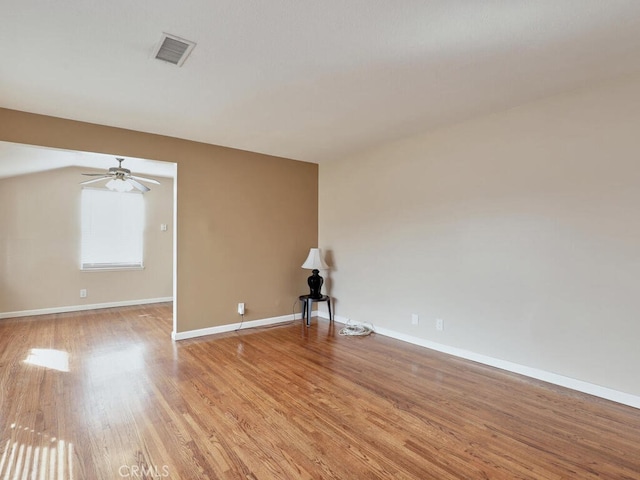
[301,248,329,270]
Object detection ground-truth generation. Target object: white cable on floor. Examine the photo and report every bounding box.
[339,320,374,336]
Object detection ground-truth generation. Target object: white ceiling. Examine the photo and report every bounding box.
[0,141,175,179]
[2,0,640,172]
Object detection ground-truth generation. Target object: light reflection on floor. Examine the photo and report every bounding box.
[0,424,74,480]
[85,344,146,377]
[23,349,70,372]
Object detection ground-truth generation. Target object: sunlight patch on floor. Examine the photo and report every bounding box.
[0,424,74,480]
[24,349,70,372]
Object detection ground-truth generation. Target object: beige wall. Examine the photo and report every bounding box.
[0,166,173,312]
[319,72,640,397]
[0,108,318,333]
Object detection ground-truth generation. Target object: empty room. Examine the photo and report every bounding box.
[1,1,640,479]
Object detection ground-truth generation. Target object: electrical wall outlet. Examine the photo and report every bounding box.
[411,313,419,325]
[436,318,444,331]
[237,303,245,315]
[80,289,87,298]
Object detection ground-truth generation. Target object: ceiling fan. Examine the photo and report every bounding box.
[80,157,160,192]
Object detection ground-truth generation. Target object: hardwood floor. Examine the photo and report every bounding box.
[1,303,639,479]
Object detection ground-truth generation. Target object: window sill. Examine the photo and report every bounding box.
[81,265,145,272]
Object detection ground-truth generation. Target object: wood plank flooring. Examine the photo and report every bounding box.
[1,303,639,479]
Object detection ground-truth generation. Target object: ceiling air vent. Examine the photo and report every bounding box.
[153,33,196,67]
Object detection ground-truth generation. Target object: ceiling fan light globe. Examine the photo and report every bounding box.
[106,178,132,192]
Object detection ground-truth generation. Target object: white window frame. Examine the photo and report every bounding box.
[80,188,145,271]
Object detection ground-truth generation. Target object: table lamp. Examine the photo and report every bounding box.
[301,248,329,299]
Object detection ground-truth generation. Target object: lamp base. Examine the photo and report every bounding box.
[307,269,324,299]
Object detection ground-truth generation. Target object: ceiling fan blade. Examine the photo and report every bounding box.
[131,175,160,185]
[82,173,112,177]
[80,176,110,185]
[128,178,150,192]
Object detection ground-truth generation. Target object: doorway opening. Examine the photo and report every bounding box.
[0,141,178,336]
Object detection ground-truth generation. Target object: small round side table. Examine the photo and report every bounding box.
[299,295,333,327]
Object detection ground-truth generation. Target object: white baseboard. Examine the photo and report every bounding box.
[172,313,302,341]
[319,311,640,410]
[11,297,636,408]
[0,297,173,320]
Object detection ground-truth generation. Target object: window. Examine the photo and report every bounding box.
[81,188,144,270]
